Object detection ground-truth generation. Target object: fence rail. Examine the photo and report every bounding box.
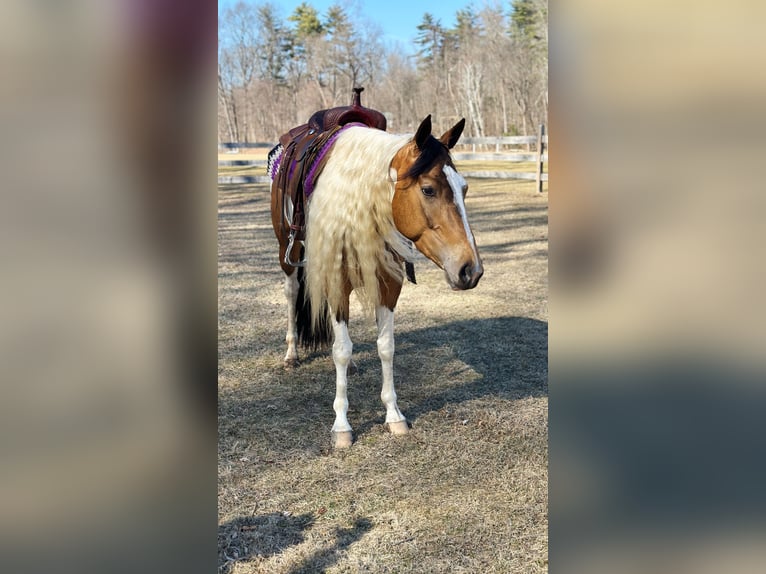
[218,124,547,191]
[452,152,548,162]
[218,142,274,150]
[462,171,548,181]
[460,133,549,150]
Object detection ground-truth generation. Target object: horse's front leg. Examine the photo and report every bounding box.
[331,315,354,448]
[376,306,408,435]
[282,272,299,368]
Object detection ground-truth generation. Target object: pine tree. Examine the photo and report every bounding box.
[454,7,480,45]
[511,0,544,43]
[289,2,324,39]
[323,5,367,100]
[508,0,547,137]
[415,13,445,71]
[256,4,289,83]
[286,2,323,72]
[325,4,351,37]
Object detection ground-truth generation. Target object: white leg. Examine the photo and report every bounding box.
[331,317,354,447]
[283,273,299,367]
[376,306,408,434]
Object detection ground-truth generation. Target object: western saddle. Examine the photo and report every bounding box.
[272,87,387,267]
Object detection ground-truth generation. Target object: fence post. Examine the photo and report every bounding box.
[535,124,545,193]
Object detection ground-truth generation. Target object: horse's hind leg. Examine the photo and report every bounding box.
[376,306,408,435]
[282,271,300,368]
[330,315,354,448]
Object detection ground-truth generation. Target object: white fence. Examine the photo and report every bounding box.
[218,125,548,191]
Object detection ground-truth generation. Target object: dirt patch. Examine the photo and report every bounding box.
[218,174,548,573]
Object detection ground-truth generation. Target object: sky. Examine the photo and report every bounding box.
[218,0,485,53]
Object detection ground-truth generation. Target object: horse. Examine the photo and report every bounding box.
[269,108,483,448]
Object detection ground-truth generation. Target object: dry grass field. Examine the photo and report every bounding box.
[218,162,548,573]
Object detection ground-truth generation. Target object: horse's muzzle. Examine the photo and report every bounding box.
[449,261,484,290]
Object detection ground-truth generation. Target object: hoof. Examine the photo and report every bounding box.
[284,357,299,369]
[386,420,409,436]
[333,431,354,449]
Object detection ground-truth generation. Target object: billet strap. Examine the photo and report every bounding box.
[405,261,416,284]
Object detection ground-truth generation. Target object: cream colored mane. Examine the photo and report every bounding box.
[305,126,411,327]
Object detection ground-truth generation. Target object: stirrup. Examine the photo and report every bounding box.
[284,231,306,267]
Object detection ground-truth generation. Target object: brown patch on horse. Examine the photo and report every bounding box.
[389,117,481,290]
[378,265,404,311]
[333,275,354,324]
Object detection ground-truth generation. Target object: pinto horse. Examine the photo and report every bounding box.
[269,112,483,448]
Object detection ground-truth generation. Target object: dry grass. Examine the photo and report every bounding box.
[218,170,548,573]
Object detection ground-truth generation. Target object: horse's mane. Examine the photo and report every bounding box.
[305,127,410,327]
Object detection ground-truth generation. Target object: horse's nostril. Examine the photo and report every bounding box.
[459,263,472,285]
[460,262,483,289]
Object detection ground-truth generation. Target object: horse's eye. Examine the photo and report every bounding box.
[421,186,436,197]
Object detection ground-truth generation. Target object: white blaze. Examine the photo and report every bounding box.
[444,165,480,268]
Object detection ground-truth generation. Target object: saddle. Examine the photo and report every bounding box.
[273,87,387,267]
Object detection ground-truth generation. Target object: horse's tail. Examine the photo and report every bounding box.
[295,264,332,350]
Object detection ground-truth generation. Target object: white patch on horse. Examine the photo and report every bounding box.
[389,166,398,199]
[331,317,353,433]
[376,306,406,424]
[283,273,299,365]
[444,165,480,269]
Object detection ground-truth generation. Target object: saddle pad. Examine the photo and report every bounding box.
[267,143,283,180]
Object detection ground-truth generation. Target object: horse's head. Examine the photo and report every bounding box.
[391,115,483,290]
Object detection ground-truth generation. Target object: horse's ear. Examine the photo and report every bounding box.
[414,115,432,150]
[440,118,465,149]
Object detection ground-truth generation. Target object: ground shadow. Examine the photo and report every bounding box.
[218,514,372,574]
[354,315,548,436]
[401,315,547,412]
[286,517,373,574]
[218,512,314,573]
[219,316,547,452]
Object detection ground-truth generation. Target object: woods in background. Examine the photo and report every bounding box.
[218,0,547,142]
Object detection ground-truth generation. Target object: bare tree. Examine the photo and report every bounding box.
[218,70,239,142]
[459,62,486,137]
[508,0,548,139]
[217,0,548,143]
[219,1,260,141]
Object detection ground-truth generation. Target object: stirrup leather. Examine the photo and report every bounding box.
[284,230,306,267]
